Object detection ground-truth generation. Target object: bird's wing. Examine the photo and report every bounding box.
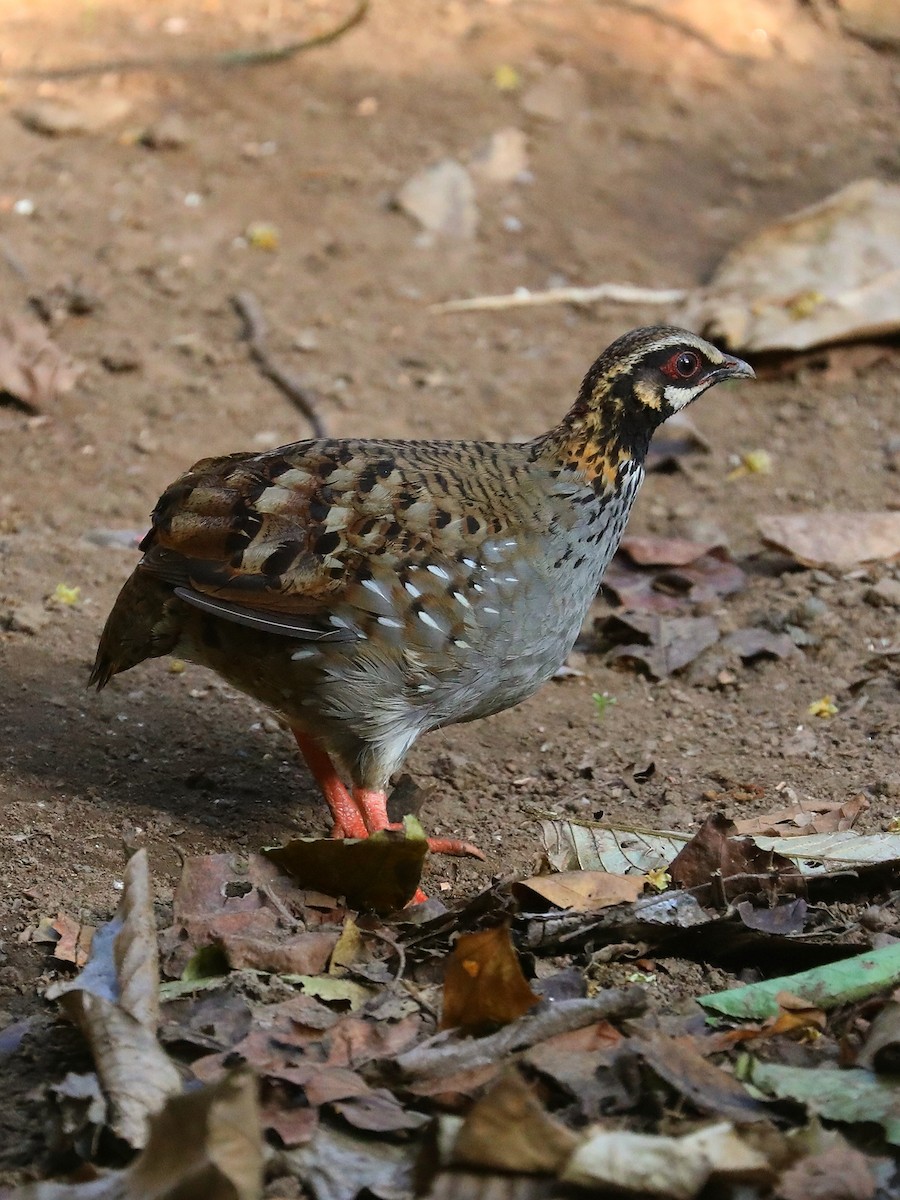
[137,438,523,641]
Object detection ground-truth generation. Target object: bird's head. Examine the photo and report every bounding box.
[579,326,754,430]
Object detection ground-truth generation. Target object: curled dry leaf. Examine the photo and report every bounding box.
[668,813,804,901]
[46,849,181,1148]
[264,817,427,914]
[856,1000,900,1074]
[678,178,900,352]
[601,613,720,677]
[440,925,539,1033]
[602,546,744,615]
[758,511,900,570]
[514,870,645,912]
[9,1068,263,1200]
[0,315,81,412]
[539,818,686,875]
[561,1120,773,1199]
[733,795,868,838]
[443,1068,578,1172]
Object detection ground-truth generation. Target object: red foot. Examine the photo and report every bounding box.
[292,731,486,862]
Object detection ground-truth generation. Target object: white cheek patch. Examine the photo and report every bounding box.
[663,380,708,411]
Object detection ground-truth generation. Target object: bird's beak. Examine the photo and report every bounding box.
[719,354,755,380]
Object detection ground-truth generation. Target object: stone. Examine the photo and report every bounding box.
[470,127,529,184]
[396,159,478,238]
[865,578,900,608]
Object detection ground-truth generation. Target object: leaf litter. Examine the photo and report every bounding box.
[8,801,900,1199]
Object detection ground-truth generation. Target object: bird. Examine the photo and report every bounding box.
[91,325,753,859]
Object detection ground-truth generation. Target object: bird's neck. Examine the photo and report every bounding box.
[531,397,654,494]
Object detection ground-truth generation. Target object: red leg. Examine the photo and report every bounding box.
[353,788,486,860]
[292,731,368,840]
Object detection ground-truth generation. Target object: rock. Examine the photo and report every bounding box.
[396,159,478,238]
[520,64,588,123]
[140,112,192,150]
[470,127,529,184]
[15,96,132,137]
[293,328,320,352]
[875,774,900,798]
[865,578,900,608]
[781,728,818,757]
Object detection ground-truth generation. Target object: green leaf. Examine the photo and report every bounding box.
[737,1057,900,1146]
[698,943,900,1019]
[281,974,377,1011]
[263,816,427,914]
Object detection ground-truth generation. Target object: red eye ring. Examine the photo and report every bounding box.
[662,350,701,380]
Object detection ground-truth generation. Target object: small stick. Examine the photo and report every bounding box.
[382,988,646,1083]
[9,0,368,80]
[429,283,688,315]
[232,291,327,438]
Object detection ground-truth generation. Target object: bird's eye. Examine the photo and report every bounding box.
[663,350,701,379]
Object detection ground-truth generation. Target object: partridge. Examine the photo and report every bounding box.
[92,326,752,856]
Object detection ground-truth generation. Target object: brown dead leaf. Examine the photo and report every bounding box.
[16,1069,262,1199]
[51,912,94,968]
[440,925,539,1033]
[600,613,720,677]
[668,813,804,902]
[721,628,797,662]
[734,796,869,838]
[46,850,181,1148]
[776,1136,877,1200]
[619,536,720,567]
[0,315,81,412]
[758,511,900,569]
[264,818,427,914]
[634,1033,768,1124]
[514,871,645,912]
[447,1069,578,1173]
[602,549,745,614]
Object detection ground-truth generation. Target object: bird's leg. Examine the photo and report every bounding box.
[352,788,486,860]
[292,731,368,840]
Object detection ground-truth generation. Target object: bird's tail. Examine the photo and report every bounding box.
[90,572,182,689]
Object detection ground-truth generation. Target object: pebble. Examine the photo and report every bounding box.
[396,159,479,238]
[293,328,320,352]
[875,774,900,798]
[520,64,588,122]
[469,127,529,184]
[1,604,50,635]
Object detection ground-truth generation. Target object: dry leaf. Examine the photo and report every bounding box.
[51,912,94,967]
[857,1000,900,1074]
[668,813,804,900]
[601,613,720,677]
[758,511,900,569]
[562,1121,774,1198]
[0,315,81,412]
[445,1069,578,1172]
[633,1033,768,1124]
[776,1136,877,1200]
[264,818,427,914]
[47,850,181,1148]
[734,796,869,837]
[514,871,645,912]
[679,179,900,352]
[440,925,539,1033]
[10,1068,263,1199]
[539,819,686,875]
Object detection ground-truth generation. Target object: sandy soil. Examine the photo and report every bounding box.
[0,0,898,1174]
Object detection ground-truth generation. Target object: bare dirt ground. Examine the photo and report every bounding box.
[0,0,898,1180]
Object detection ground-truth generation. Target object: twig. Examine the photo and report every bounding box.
[9,0,368,80]
[429,283,688,315]
[232,291,327,438]
[381,989,647,1083]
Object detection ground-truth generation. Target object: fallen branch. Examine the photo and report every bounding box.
[380,988,647,1084]
[9,0,368,79]
[232,291,327,438]
[429,283,688,315]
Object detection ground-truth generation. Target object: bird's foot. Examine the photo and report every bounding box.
[350,789,485,859]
